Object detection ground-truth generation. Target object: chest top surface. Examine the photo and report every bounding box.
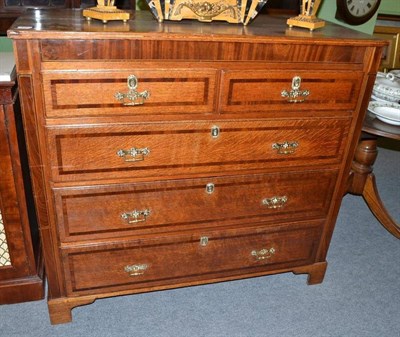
[7,9,386,47]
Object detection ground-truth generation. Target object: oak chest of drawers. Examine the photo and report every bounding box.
[8,9,385,324]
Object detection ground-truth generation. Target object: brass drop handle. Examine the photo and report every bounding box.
[117,147,150,162]
[251,247,276,261]
[124,264,148,276]
[115,75,150,106]
[262,196,288,209]
[281,76,310,102]
[272,141,299,155]
[121,209,151,224]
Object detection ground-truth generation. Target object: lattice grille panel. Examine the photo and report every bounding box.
[0,211,12,266]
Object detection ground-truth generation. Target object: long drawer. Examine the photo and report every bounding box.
[62,223,321,296]
[54,170,337,242]
[47,118,350,182]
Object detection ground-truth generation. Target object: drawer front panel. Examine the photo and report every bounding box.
[63,224,321,295]
[220,70,363,114]
[48,119,350,182]
[40,39,367,64]
[42,69,218,118]
[55,170,337,242]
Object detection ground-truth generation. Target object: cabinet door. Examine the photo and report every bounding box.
[0,88,44,304]
[0,105,30,281]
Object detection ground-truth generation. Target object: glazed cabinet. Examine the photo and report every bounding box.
[0,53,44,304]
[7,10,385,323]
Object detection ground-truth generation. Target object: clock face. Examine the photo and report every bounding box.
[337,0,381,25]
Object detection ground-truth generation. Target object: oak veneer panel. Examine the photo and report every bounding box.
[54,170,337,242]
[12,41,30,73]
[220,70,363,113]
[39,39,367,64]
[63,224,321,296]
[48,118,350,182]
[43,69,218,118]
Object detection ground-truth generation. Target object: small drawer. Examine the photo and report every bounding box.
[54,170,337,242]
[219,70,363,114]
[42,68,218,118]
[47,118,350,182]
[62,223,321,295]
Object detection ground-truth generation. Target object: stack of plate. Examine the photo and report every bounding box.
[368,70,400,126]
[145,0,268,25]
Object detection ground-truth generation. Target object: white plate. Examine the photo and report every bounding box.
[368,102,400,125]
[373,73,400,98]
[370,94,390,103]
[376,115,400,126]
[368,101,400,112]
[371,89,400,103]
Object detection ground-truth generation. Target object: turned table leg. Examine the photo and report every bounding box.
[348,137,400,238]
